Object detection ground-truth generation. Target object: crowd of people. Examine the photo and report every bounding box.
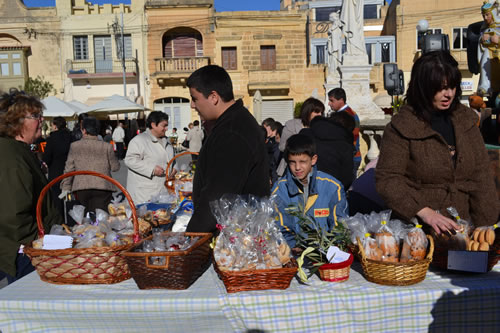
[0,51,499,285]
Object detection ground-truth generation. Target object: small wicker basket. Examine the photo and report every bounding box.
[123,232,213,290]
[318,253,354,282]
[24,171,140,285]
[356,235,434,286]
[164,151,198,194]
[213,257,298,293]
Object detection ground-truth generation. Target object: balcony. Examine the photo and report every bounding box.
[247,70,290,91]
[66,59,137,79]
[153,57,210,81]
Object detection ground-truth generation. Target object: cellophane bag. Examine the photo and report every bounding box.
[445,207,472,250]
[211,194,291,272]
[400,219,428,262]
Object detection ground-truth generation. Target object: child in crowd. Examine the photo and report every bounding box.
[271,134,348,248]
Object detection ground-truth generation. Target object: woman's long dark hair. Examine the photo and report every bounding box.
[406,51,462,123]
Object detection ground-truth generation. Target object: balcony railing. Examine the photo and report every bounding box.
[154,57,210,75]
[66,59,136,76]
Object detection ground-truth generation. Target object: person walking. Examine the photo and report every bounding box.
[112,121,125,160]
[42,116,72,215]
[61,117,120,214]
[186,119,204,160]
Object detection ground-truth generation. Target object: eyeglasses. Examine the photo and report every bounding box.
[25,113,43,120]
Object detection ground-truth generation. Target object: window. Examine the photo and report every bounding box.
[73,36,88,60]
[364,4,378,19]
[12,63,21,75]
[381,42,390,63]
[260,45,276,70]
[221,47,237,70]
[315,6,341,21]
[0,63,9,76]
[115,34,132,59]
[316,45,326,64]
[417,28,442,50]
[453,27,468,49]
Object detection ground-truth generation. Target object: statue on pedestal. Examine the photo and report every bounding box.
[340,0,367,57]
[477,0,500,97]
[327,11,342,79]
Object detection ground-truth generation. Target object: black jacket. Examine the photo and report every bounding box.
[300,116,354,189]
[186,99,270,232]
[43,129,72,182]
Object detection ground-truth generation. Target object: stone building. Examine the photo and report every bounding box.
[384,0,486,100]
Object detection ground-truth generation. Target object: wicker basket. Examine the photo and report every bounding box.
[318,253,354,282]
[356,235,434,286]
[24,171,140,285]
[213,257,298,293]
[431,232,500,271]
[164,151,198,194]
[123,232,212,289]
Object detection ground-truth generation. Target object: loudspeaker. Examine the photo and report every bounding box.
[384,64,404,96]
[422,34,450,54]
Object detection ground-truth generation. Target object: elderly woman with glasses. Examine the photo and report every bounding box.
[0,89,62,284]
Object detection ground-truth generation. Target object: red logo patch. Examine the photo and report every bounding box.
[314,208,329,217]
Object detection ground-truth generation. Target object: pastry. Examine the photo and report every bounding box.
[486,229,495,246]
[478,242,489,251]
[471,241,480,251]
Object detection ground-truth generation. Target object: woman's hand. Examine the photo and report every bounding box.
[417,207,460,235]
[153,165,165,177]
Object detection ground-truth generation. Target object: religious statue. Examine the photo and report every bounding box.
[327,11,343,78]
[340,0,367,57]
[477,0,500,97]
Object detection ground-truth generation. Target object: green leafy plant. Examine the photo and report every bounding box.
[23,75,56,99]
[391,95,406,115]
[294,101,304,119]
[285,205,352,281]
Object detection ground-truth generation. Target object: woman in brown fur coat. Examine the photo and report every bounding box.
[376,51,499,235]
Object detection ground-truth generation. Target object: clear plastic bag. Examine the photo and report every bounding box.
[400,220,428,263]
[68,205,85,225]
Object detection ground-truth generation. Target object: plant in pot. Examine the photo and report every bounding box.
[286,206,353,282]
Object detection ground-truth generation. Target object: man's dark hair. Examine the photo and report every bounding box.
[146,111,169,129]
[275,121,283,137]
[82,116,100,136]
[329,111,355,132]
[328,87,347,103]
[406,50,462,123]
[193,120,200,126]
[284,134,317,162]
[300,97,325,127]
[78,112,88,123]
[261,117,275,127]
[52,116,67,130]
[186,65,234,102]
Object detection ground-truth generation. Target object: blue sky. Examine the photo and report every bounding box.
[23,0,281,11]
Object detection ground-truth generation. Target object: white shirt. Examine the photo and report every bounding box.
[112,126,125,143]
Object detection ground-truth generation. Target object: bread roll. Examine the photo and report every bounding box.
[478,230,486,244]
[472,229,481,242]
[479,242,489,251]
[486,229,495,246]
[471,241,480,251]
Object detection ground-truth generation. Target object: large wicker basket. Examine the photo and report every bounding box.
[213,257,298,293]
[165,151,198,195]
[123,232,212,290]
[356,235,434,286]
[431,231,500,271]
[24,171,140,285]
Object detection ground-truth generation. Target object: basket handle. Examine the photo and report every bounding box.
[36,170,140,243]
[165,151,199,186]
[144,254,170,269]
[356,234,435,262]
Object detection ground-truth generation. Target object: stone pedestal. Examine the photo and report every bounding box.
[339,56,385,121]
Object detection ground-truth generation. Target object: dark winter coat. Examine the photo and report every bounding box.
[376,104,499,226]
[0,137,62,276]
[186,99,270,233]
[300,116,355,189]
[43,129,72,182]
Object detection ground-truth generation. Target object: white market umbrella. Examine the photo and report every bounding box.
[68,100,88,111]
[41,96,81,119]
[79,94,148,117]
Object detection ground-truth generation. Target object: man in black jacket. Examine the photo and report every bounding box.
[185,65,270,233]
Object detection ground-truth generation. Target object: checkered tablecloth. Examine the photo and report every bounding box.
[1,263,499,333]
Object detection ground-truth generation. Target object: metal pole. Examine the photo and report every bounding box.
[121,12,126,97]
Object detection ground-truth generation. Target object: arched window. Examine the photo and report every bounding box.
[162,27,203,58]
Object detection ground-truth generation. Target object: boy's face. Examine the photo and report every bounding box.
[288,153,318,183]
